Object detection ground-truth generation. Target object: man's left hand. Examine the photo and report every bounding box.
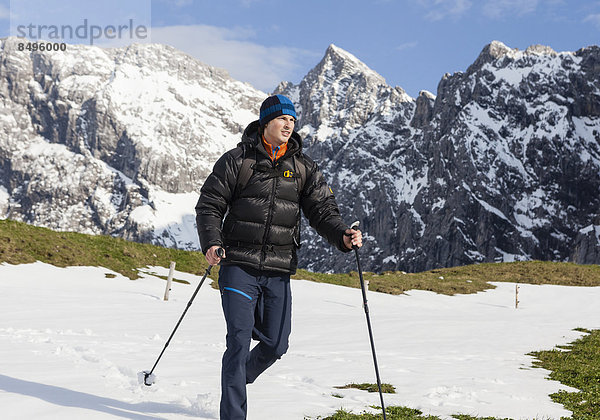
[343,228,363,250]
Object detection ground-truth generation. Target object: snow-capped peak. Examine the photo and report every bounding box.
[474,40,566,69]
[419,90,436,100]
[524,44,558,57]
[318,43,388,87]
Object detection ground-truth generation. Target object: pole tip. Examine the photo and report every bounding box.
[138,370,156,386]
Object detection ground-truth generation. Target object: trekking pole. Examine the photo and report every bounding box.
[349,221,387,419]
[139,247,224,386]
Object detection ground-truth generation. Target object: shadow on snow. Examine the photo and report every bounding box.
[0,374,200,419]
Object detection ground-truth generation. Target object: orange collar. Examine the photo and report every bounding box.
[262,135,288,161]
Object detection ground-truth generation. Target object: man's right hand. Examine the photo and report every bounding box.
[206,245,226,265]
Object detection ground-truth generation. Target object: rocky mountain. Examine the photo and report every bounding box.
[278,42,600,272]
[1,37,599,272]
[0,36,263,249]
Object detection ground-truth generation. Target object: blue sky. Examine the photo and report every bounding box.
[1,0,599,97]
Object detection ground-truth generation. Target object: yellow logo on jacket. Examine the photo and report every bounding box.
[283,170,294,178]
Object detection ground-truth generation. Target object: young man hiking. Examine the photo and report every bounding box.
[195,94,362,419]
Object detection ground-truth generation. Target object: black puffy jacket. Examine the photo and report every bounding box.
[195,120,349,274]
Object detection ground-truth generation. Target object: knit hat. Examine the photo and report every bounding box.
[259,94,297,126]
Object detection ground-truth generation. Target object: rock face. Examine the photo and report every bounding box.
[1,38,599,272]
[277,41,600,272]
[0,37,264,248]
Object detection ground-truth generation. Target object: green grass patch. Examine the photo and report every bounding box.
[3,218,600,297]
[310,405,442,419]
[316,330,600,420]
[529,328,600,419]
[312,406,518,419]
[0,218,210,280]
[294,260,600,296]
[334,383,396,394]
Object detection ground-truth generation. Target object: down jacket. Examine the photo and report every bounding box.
[195,120,349,274]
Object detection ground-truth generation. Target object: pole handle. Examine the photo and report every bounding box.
[349,221,360,250]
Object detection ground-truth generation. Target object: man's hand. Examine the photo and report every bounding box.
[206,245,226,265]
[343,228,363,250]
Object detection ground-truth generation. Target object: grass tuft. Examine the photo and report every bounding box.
[334,383,396,394]
[311,405,442,419]
[529,329,600,419]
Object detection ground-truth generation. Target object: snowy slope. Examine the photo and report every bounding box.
[0,36,265,249]
[2,261,600,419]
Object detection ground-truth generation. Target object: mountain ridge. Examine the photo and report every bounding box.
[1,37,599,272]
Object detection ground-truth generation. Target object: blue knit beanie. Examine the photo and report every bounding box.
[259,94,297,126]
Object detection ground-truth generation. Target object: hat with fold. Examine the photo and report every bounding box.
[259,94,297,126]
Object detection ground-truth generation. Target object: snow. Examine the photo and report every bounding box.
[494,247,525,263]
[327,44,388,87]
[394,167,428,205]
[0,185,8,218]
[129,188,201,249]
[462,182,510,223]
[431,198,446,211]
[2,261,599,419]
[382,255,398,265]
[315,123,336,142]
[580,224,600,243]
[572,117,600,165]
[513,189,550,230]
[462,102,532,183]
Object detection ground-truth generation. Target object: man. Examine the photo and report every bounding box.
[195,94,362,419]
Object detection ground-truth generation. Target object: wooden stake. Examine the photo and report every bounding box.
[164,261,176,301]
[515,283,519,309]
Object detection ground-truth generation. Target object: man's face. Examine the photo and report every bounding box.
[263,115,295,146]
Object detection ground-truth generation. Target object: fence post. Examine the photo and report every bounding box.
[164,261,176,301]
[515,283,519,309]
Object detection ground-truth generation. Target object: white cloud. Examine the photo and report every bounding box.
[239,0,262,7]
[419,0,472,21]
[396,41,418,51]
[482,0,540,18]
[417,0,562,21]
[0,4,10,20]
[153,0,193,7]
[145,24,317,92]
[584,13,600,28]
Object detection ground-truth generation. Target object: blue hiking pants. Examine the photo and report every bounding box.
[218,264,292,420]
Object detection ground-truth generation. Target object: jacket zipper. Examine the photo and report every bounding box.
[259,162,279,269]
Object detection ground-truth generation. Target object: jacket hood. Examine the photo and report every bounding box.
[240,120,303,154]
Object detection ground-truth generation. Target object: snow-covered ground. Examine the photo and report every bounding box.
[1,262,599,419]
